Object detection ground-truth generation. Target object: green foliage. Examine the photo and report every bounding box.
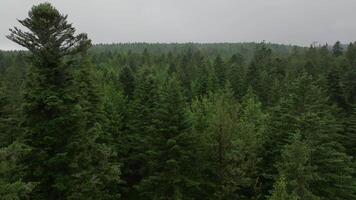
[332,41,343,57]
[0,142,35,200]
[119,66,135,98]
[268,177,298,200]
[2,4,356,199]
[275,134,318,200]
[7,3,120,199]
[138,76,200,199]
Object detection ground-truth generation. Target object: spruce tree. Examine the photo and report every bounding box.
[234,88,268,199]
[275,134,318,200]
[189,86,240,199]
[0,82,20,147]
[344,105,356,158]
[213,55,226,88]
[0,81,34,199]
[7,3,120,199]
[139,76,200,199]
[119,66,135,99]
[268,177,298,200]
[122,67,160,198]
[346,42,356,66]
[268,73,355,200]
[0,142,35,199]
[332,41,343,57]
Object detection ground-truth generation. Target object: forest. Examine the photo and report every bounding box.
[1,3,356,200]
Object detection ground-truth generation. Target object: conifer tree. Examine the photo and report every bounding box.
[246,45,273,103]
[268,73,355,200]
[189,86,240,199]
[0,142,35,200]
[332,41,343,57]
[139,76,200,199]
[344,105,356,158]
[119,66,135,99]
[66,54,121,200]
[0,81,34,199]
[7,3,120,199]
[121,67,160,198]
[268,177,298,200]
[275,134,318,200]
[0,82,19,147]
[234,88,268,199]
[327,64,348,110]
[346,42,356,66]
[213,55,226,88]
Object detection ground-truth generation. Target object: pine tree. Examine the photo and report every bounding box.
[7,3,120,199]
[119,66,135,99]
[246,45,273,104]
[65,54,121,200]
[121,67,160,198]
[0,142,35,200]
[268,177,298,200]
[344,105,356,157]
[192,57,216,98]
[326,60,352,111]
[138,76,200,199]
[234,88,268,199]
[268,73,355,200]
[332,41,343,57]
[189,86,241,199]
[213,55,226,88]
[276,134,318,200]
[346,42,356,66]
[0,81,34,199]
[227,55,246,100]
[0,82,20,147]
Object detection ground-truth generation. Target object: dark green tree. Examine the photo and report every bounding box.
[121,67,160,199]
[234,88,268,199]
[268,177,298,200]
[139,76,200,199]
[0,142,35,200]
[213,55,226,88]
[189,86,241,199]
[332,41,343,57]
[346,42,356,66]
[119,66,135,99]
[275,134,318,200]
[268,73,355,200]
[7,3,120,199]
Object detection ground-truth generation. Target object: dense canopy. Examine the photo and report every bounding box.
[0,3,355,200]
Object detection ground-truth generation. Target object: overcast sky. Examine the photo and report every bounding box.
[1,0,355,50]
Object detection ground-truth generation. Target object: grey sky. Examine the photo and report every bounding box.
[1,0,356,50]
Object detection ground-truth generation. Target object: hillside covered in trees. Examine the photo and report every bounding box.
[1,3,356,200]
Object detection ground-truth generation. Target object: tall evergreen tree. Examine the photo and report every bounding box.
[332,41,343,57]
[121,67,160,199]
[346,42,356,66]
[189,86,241,199]
[0,82,20,147]
[267,73,355,200]
[7,3,120,199]
[275,134,318,200]
[139,76,200,199]
[213,55,226,88]
[234,88,268,200]
[268,177,298,200]
[119,66,135,99]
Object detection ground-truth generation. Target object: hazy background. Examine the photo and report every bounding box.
[1,0,355,50]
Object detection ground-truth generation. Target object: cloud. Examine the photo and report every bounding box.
[1,0,355,50]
